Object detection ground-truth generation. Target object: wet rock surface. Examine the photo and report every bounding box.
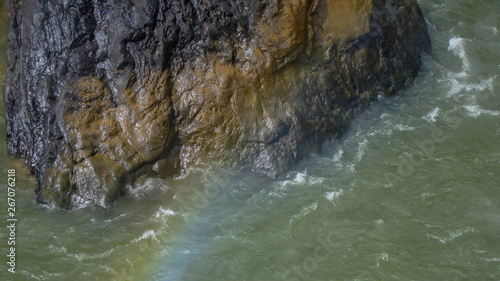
[4,0,430,209]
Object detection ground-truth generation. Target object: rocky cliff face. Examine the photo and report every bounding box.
[4,0,430,209]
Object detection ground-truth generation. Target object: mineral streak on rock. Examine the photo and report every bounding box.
[4,0,430,209]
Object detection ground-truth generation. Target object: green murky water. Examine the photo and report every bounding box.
[1,0,500,280]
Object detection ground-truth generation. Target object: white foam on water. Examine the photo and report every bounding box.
[48,244,68,254]
[448,37,470,74]
[287,171,307,185]
[275,172,305,188]
[325,189,343,203]
[394,124,415,131]
[444,38,496,99]
[346,163,356,173]
[67,226,75,234]
[333,149,344,162]
[298,202,318,217]
[69,249,115,262]
[155,206,176,219]
[277,170,325,188]
[448,227,476,240]
[423,107,440,122]
[112,212,130,221]
[288,202,319,238]
[104,212,130,223]
[290,202,318,223]
[367,127,393,137]
[376,253,389,267]
[356,137,368,162]
[447,75,495,97]
[133,230,160,243]
[308,176,325,185]
[426,234,447,244]
[427,227,475,244]
[19,271,43,281]
[19,270,64,281]
[463,105,500,118]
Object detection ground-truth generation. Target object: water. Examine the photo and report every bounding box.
[1,0,500,280]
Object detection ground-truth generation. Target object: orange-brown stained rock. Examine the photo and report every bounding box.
[322,0,372,42]
[6,0,430,208]
[46,72,176,207]
[171,0,376,172]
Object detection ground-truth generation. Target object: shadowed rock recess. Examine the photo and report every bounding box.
[4,0,430,209]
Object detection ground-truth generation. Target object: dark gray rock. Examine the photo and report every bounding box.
[4,0,430,209]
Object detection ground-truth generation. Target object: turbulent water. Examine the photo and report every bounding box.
[1,0,500,280]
